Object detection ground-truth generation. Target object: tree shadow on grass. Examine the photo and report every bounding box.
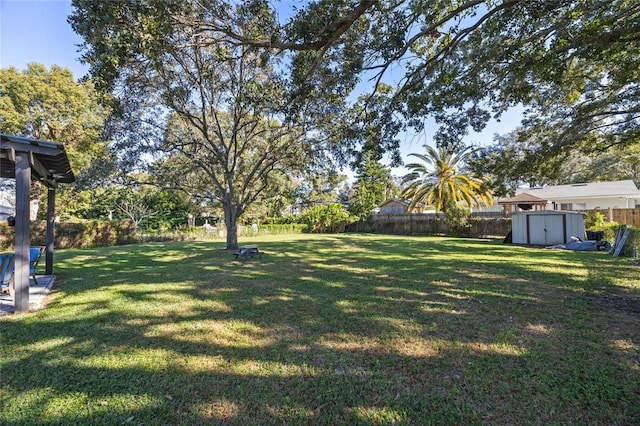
[1,235,638,424]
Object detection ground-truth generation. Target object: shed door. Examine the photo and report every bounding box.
[528,215,565,245]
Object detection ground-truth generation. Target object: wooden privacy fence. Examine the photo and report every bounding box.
[592,208,640,227]
[369,213,511,237]
[368,208,640,238]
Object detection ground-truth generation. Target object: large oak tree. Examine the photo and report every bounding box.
[70,0,639,225]
[71,1,331,249]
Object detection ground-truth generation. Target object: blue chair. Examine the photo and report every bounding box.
[29,246,45,286]
[0,253,15,292]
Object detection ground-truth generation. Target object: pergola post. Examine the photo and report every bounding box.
[1,133,75,314]
[46,187,55,275]
[14,151,31,312]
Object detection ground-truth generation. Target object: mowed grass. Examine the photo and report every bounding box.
[1,233,639,425]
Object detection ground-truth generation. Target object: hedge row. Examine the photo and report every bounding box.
[257,224,306,235]
[0,220,137,251]
[0,221,307,251]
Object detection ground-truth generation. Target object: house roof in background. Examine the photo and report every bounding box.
[499,192,548,204]
[379,198,409,207]
[515,180,640,200]
[379,198,425,208]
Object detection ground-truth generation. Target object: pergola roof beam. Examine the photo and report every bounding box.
[0,133,74,186]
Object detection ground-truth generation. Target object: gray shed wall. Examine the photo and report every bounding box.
[512,211,585,245]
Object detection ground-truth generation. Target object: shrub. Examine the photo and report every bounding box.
[592,221,621,244]
[300,204,357,233]
[445,202,473,237]
[584,210,607,228]
[345,219,376,233]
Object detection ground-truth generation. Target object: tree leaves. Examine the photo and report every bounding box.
[0,63,111,177]
[402,145,493,212]
[69,0,640,205]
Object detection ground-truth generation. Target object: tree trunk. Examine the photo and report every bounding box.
[223,200,239,250]
[226,220,238,250]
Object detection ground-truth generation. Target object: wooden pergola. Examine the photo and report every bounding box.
[0,133,75,312]
[498,192,549,215]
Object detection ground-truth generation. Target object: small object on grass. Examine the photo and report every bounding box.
[232,246,264,261]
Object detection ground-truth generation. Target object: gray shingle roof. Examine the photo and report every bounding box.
[499,192,548,204]
[515,180,640,199]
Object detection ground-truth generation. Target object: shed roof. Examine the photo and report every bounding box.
[0,133,75,187]
[512,210,585,216]
[515,180,639,199]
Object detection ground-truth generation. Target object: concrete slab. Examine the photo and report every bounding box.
[0,275,55,315]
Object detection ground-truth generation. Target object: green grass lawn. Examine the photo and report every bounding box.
[1,234,639,425]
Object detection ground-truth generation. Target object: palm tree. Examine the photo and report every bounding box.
[401,145,494,213]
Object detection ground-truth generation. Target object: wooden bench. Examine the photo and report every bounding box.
[233,246,264,261]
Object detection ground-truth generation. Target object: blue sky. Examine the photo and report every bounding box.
[0,0,521,176]
[0,0,87,78]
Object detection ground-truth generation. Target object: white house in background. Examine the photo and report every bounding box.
[487,180,640,213]
[0,200,40,221]
[0,203,13,220]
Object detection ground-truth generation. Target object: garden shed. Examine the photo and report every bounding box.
[511,211,585,246]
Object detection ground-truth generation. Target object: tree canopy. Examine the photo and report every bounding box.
[397,1,640,153]
[70,0,639,174]
[0,63,110,177]
[0,64,113,219]
[71,1,338,249]
[470,127,640,197]
[348,151,392,218]
[68,0,640,233]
